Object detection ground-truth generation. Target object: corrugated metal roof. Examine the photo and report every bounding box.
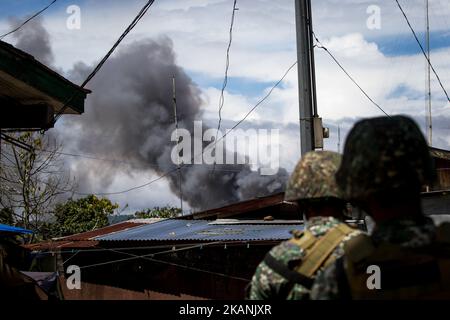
[60,221,146,241]
[25,220,162,251]
[95,219,304,242]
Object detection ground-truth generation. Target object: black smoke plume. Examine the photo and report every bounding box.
[63,37,288,210]
[9,16,54,66]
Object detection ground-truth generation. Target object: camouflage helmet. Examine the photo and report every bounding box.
[284,151,343,202]
[336,115,434,201]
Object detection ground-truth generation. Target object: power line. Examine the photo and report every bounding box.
[73,169,175,196]
[0,0,58,40]
[217,61,298,144]
[52,0,156,125]
[37,242,217,255]
[107,248,251,282]
[39,149,253,173]
[213,0,238,172]
[312,32,390,117]
[0,132,35,152]
[38,240,266,256]
[73,241,251,281]
[79,241,221,269]
[394,0,450,102]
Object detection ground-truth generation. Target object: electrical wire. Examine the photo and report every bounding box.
[35,240,269,256]
[0,132,35,152]
[40,149,251,173]
[73,168,175,196]
[312,32,390,117]
[66,241,251,281]
[65,61,298,196]
[394,0,450,102]
[78,241,221,269]
[216,61,298,144]
[106,248,251,282]
[213,0,238,173]
[0,0,58,40]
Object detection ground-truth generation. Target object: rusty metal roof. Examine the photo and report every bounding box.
[25,220,157,251]
[95,219,304,242]
[184,193,297,220]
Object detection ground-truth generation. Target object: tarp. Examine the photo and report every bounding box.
[0,224,33,234]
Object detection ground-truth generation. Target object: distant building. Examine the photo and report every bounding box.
[25,194,303,300]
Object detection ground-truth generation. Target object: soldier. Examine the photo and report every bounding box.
[311,115,450,300]
[247,151,361,300]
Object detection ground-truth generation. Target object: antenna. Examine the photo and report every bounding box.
[426,0,432,146]
[172,76,184,215]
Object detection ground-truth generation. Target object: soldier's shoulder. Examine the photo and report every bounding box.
[268,238,306,264]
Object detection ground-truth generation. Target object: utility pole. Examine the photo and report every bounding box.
[425,0,432,146]
[172,76,184,215]
[295,0,323,156]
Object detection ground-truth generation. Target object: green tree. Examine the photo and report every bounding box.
[134,206,181,219]
[0,207,14,226]
[52,195,118,237]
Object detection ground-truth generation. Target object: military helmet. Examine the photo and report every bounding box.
[284,151,343,202]
[336,115,434,201]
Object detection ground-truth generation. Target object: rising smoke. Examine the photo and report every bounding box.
[64,37,288,210]
[9,16,54,66]
[9,18,288,210]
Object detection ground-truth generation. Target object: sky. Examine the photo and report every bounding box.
[1,0,449,213]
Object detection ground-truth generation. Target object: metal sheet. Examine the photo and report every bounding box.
[95,219,304,242]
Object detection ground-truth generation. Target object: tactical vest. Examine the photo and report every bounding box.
[338,223,450,299]
[263,223,356,292]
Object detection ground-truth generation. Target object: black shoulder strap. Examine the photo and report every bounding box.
[335,257,352,300]
[263,253,314,289]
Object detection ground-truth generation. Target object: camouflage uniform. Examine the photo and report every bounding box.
[247,151,361,300]
[310,216,437,300]
[311,116,449,300]
[248,216,360,300]
[334,115,434,201]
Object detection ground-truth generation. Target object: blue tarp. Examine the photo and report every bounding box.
[0,224,33,234]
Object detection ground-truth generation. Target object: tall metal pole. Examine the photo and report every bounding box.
[337,125,341,154]
[426,0,432,146]
[172,76,183,215]
[295,0,317,156]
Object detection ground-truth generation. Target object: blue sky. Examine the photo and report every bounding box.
[0,0,67,17]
